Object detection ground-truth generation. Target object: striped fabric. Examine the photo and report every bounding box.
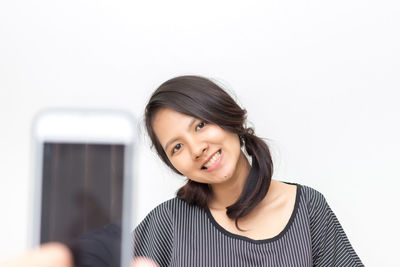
[132,184,363,266]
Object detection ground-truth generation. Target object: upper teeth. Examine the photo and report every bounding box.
[204,150,221,169]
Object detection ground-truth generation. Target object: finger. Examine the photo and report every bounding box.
[131,257,160,267]
[0,243,73,267]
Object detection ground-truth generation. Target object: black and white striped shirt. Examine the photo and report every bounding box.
[133,184,363,266]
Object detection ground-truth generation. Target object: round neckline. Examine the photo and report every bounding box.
[205,182,301,244]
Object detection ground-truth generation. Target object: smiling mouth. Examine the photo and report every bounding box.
[201,149,222,170]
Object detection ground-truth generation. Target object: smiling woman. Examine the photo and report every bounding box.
[151,107,254,213]
[132,76,364,267]
[152,109,245,186]
[144,76,273,220]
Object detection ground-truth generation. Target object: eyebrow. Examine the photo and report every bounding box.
[164,117,197,152]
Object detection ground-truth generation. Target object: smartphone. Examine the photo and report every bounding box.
[31,109,136,267]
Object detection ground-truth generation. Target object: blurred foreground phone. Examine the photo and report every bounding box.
[31,109,136,267]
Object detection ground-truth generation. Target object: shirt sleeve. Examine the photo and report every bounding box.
[306,187,364,267]
[132,202,174,267]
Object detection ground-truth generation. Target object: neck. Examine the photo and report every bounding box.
[208,152,251,210]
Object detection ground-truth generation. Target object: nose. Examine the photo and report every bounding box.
[192,140,208,160]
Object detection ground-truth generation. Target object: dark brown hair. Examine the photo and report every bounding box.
[145,75,273,226]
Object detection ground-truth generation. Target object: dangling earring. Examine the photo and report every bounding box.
[239,134,245,146]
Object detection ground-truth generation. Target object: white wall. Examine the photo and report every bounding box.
[1,0,399,266]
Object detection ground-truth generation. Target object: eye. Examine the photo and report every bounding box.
[195,122,206,131]
[172,143,183,154]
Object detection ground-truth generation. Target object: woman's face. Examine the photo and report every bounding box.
[152,108,245,185]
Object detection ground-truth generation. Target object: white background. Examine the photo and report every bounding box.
[1,0,399,266]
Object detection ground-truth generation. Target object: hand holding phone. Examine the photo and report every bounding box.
[0,243,73,267]
[31,109,136,267]
[0,245,159,267]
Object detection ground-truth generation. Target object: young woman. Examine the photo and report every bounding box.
[133,76,363,267]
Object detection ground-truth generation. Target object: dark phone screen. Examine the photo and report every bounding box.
[40,143,125,266]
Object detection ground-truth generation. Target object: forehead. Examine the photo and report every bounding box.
[152,108,194,146]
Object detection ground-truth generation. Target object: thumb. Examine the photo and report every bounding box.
[0,243,73,267]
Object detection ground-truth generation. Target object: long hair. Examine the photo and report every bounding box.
[145,75,273,227]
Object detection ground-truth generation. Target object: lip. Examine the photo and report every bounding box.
[201,149,222,172]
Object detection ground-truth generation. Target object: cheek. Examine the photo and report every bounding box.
[168,153,192,175]
[224,132,241,151]
[205,126,227,140]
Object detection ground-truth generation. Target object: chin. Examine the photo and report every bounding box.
[215,170,234,183]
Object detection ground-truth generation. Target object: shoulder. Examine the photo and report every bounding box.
[295,184,334,225]
[300,184,326,200]
[133,199,183,266]
[275,182,335,233]
[146,197,191,215]
[136,197,194,227]
[138,198,177,224]
[299,184,329,210]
